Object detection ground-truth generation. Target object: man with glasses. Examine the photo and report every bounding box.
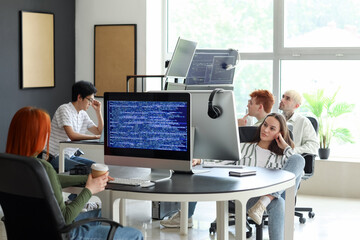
[237,89,275,126]
[48,80,103,172]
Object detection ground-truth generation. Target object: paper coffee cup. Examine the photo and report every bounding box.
[91,163,109,178]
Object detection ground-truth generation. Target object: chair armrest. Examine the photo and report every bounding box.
[300,153,316,178]
[60,217,123,240]
[301,153,316,158]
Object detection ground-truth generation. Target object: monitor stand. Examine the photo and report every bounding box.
[190,128,210,174]
[148,168,173,182]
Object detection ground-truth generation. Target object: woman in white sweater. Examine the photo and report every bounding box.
[242,113,305,240]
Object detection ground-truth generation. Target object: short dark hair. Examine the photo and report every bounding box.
[71,81,97,102]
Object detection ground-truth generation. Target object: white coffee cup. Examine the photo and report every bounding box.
[91,163,109,178]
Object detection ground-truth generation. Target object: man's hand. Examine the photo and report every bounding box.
[237,113,249,126]
[92,99,101,112]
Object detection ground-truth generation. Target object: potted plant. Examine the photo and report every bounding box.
[303,88,355,159]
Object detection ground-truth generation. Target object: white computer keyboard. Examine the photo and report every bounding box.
[109,177,154,187]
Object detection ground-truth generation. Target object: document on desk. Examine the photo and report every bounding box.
[229,169,256,177]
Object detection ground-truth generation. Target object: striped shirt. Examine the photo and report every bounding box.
[240,142,294,170]
[49,102,95,157]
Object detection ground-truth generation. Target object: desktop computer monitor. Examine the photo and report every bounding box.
[190,90,241,160]
[104,90,240,181]
[104,92,192,181]
[165,37,198,80]
[185,49,239,90]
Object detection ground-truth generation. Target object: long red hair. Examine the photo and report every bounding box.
[6,106,51,159]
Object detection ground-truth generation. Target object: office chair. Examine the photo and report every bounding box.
[295,116,318,223]
[0,153,122,240]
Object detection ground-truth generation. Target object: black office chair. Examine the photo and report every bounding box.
[295,116,318,223]
[0,153,122,240]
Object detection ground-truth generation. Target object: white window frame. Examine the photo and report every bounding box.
[164,0,360,159]
[165,0,360,101]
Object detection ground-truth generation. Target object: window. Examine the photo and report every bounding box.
[281,60,360,158]
[234,61,272,116]
[167,0,273,52]
[284,0,360,48]
[167,0,360,159]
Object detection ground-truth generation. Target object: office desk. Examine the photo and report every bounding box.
[106,166,295,240]
[58,141,104,173]
[60,142,295,239]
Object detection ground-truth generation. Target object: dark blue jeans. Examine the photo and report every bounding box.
[71,209,143,240]
[50,155,95,172]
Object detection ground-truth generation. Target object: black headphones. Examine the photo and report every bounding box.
[208,89,223,119]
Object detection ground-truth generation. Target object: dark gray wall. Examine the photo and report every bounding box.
[0,0,75,151]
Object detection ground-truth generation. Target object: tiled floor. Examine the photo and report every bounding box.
[1,195,360,239]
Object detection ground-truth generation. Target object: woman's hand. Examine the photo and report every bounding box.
[107,175,115,182]
[275,133,289,150]
[85,172,109,195]
[192,158,201,166]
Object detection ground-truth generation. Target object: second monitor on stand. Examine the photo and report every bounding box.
[190,89,241,162]
[185,49,239,90]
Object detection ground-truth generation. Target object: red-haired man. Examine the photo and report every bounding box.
[238,89,275,126]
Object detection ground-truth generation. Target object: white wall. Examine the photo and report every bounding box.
[145,0,166,91]
[76,0,164,122]
[76,0,146,84]
[299,159,360,198]
[75,0,164,88]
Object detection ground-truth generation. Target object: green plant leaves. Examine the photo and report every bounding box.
[303,88,355,148]
[329,102,355,118]
[332,128,354,144]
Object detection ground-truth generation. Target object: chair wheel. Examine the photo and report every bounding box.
[209,222,217,234]
[308,212,315,218]
[299,217,306,224]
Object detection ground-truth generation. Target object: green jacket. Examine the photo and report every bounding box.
[38,158,91,224]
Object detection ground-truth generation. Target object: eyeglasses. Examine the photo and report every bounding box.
[85,97,94,103]
[248,99,254,105]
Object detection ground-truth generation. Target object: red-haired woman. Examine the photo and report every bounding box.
[6,106,143,240]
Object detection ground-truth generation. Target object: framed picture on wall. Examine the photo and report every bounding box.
[94,24,137,96]
[20,11,55,89]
